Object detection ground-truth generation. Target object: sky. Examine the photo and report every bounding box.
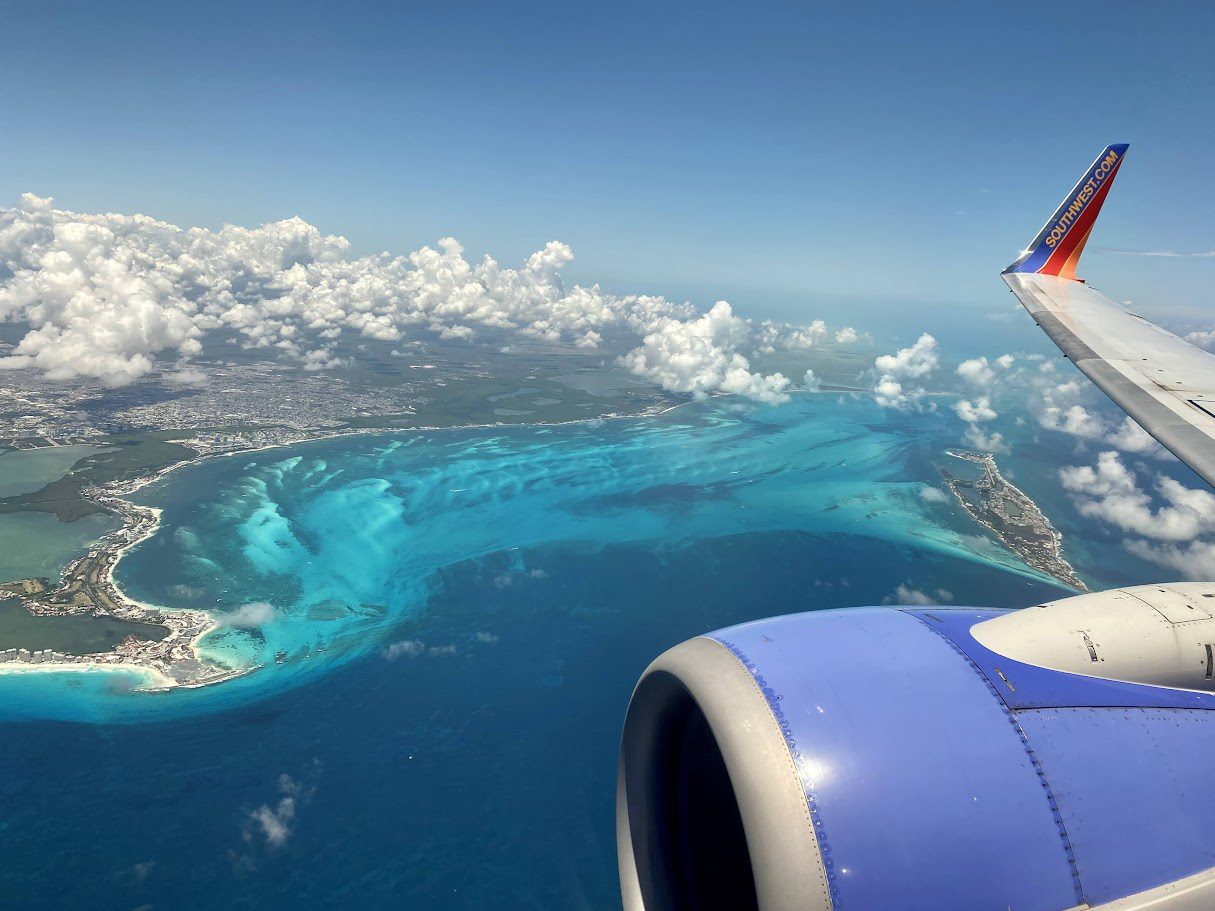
[2,0,1213,328]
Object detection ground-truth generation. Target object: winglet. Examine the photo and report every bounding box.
[1004,143,1129,280]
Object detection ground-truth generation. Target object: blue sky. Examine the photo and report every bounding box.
[4,0,1213,329]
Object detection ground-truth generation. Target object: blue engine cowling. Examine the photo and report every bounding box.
[616,607,1215,911]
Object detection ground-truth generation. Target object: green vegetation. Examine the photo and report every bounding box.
[0,433,197,522]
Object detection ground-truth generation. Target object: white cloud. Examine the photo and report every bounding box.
[1058,451,1215,580]
[244,774,308,850]
[249,799,294,848]
[802,368,822,391]
[1034,375,1170,458]
[382,639,425,660]
[871,333,938,411]
[1186,328,1215,350]
[834,326,864,344]
[919,486,949,503]
[953,396,997,424]
[1059,451,1215,542]
[0,194,843,404]
[874,332,938,379]
[620,301,791,405]
[221,601,276,628]
[956,354,1015,388]
[1107,416,1166,456]
[884,583,953,606]
[962,425,1008,453]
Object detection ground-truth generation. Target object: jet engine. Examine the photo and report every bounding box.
[617,584,1215,911]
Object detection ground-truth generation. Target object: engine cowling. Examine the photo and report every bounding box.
[617,602,1215,910]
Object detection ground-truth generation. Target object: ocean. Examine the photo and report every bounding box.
[0,396,1114,909]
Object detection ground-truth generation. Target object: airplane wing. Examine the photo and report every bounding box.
[1003,143,1215,488]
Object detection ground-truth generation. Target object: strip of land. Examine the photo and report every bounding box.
[941,449,1087,592]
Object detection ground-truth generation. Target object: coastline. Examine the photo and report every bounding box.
[0,400,688,690]
[941,449,1087,592]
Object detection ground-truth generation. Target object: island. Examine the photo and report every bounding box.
[941,449,1087,592]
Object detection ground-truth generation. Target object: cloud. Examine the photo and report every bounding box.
[1186,328,1215,350]
[1060,451,1215,542]
[1031,369,1169,458]
[1058,451,1215,580]
[953,394,1007,452]
[1106,416,1166,456]
[0,194,842,403]
[1103,248,1215,258]
[883,583,953,606]
[221,601,275,628]
[620,301,791,405]
[382,639,425,660]
[956,354,1014,388]
[249,800,294,849]
[953,396,997,424]
[871,333,938,411]
[802,368,822,391]
[474,631,499,644]
[1040,402,1108,440]
[834,326,865,344]
[243,774,310,851]
[874,332,939,379]
[919,485,949,503]
[962,425,1008,453]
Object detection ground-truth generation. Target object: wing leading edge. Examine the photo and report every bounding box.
[1003,145,1215,488]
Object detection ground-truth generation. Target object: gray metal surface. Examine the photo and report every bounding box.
[1005,271,1215,487]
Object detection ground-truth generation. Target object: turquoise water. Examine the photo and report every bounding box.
[0,510,120,584]
[0,396,1092,909]
[7,396,1052,722]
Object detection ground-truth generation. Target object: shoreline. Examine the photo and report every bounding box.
[941,449,1087,592]
[0,399,690,690]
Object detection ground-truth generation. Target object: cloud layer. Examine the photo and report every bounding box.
[0,195,856,402]
[1060,451,1215,578]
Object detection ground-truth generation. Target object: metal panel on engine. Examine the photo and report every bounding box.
[711,608,1081,911]
[1017,706,1215,905]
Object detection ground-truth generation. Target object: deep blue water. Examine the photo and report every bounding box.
[0,397,1085,909]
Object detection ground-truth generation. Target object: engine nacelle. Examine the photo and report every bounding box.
[617,601,1215,910]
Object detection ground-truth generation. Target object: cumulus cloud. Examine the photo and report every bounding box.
[382,639,425,660]
[883,583,953,606]
[953,394,1007,452]
[620,301,791,405]
[1060,451,1215,542]
[243,774,310,851]
[1059,451,1215,579]
[874,332,939,379]
[871,333,938,411]
[956,354,1015,388]
[221,601,275,628]
[802,368,822,391]
[1107,416,1166,455]
[834,326,865,344]
[919,485,949,503]
[0,194,851,403]
[1030,366,1169,458]
[953,396,997,424]
[1186,327,1215,350]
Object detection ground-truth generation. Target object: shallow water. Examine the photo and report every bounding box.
[0,444,114,497]
[0,510,120,584]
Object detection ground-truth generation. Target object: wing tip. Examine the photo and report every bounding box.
[1004,143,1129,280]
